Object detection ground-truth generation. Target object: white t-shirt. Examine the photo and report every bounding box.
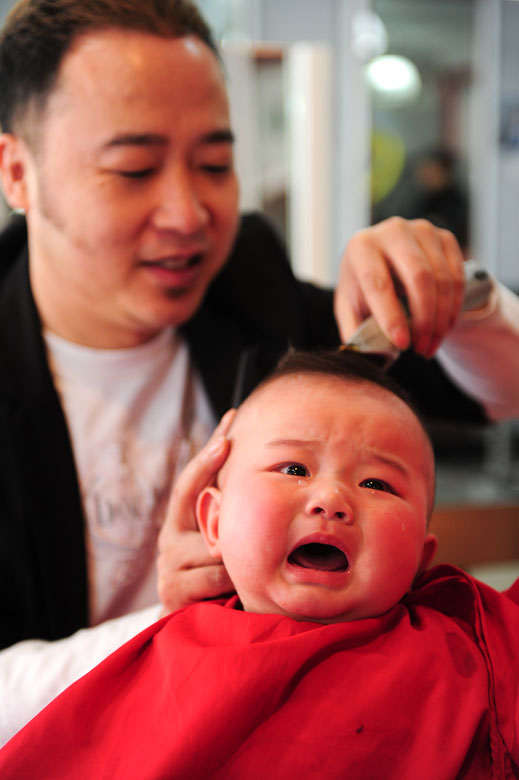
[44,327,216,625]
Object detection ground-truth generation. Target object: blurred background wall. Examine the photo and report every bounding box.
[202,0,518,291]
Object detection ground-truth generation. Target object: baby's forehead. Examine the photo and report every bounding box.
[234,372,405,429]
[228,370,435,505]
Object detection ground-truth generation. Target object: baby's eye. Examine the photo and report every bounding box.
[279,463,309,477]
[360,478,395,494]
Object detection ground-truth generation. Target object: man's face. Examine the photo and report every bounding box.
[198,374,437,624]
[14,30,239,347]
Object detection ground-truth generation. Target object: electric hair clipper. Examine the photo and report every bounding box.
[344,260,493,369]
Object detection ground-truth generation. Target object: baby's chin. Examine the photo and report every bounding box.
[239,590,371,625]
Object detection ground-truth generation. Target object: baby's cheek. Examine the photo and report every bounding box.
[369,514,423,577]
[221,486,277,549]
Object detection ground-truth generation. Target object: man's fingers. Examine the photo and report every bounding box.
[211,407,237,439]
[157,529,215,571]
[334,223,410,348]
[440,228,466,329]
[398,219,451,355]
[399,222,464,356]
[161,409,235,537]
[156,409,236,611]
[334,235,368,340]
[158,562,234,614]
[157,529,233,612]
[334,217,467,357]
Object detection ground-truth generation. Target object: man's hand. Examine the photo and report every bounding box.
[157,410,236,615]
[334,217,466,358]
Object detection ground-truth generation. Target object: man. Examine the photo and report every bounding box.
[0,0,517,660]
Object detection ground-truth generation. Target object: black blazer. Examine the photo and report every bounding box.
[0,213,485,648]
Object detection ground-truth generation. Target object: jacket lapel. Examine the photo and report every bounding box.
[0,252,88,641]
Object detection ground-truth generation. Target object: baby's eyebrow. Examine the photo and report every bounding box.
[267,438,319,448]
[266,441,409,476]
[367,452,410,478]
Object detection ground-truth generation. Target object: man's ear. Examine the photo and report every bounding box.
[196,486,222,558]
[419,532,438,572]
[0,133,31,211]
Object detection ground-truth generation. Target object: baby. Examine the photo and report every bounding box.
[0,350,517,779]
[197,348,438,625]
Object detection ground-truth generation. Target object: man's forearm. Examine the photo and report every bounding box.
[437,281,519,420]
[0,604,162,747]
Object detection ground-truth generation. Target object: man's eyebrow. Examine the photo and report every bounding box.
[102,133,168,149]
[202,129,235,144]
[102,129,235,149]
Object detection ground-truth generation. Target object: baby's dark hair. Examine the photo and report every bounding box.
[0,0,217,134]
[269,347,423,418]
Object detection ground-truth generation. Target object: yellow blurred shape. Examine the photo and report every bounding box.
[370,130,406,204]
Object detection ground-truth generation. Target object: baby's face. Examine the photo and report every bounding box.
[198,374,437,623]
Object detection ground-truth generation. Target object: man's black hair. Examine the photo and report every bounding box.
[0,0,218,133]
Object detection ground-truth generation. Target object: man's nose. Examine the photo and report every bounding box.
[304,483,353,522]
[152,168,209,234]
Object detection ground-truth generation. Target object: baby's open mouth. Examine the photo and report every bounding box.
[288,543,349,572]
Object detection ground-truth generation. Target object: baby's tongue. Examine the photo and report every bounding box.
[289,543,348,572]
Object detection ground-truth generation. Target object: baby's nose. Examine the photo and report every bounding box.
[305,485,352,522]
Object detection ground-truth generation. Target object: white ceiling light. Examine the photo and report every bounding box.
[351,10,388,61]
[366,54,422,103]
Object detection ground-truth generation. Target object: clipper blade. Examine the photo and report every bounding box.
[342,318,400,370]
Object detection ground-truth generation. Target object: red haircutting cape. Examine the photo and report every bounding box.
[0,565,518,779]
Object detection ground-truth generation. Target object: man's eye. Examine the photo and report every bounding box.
[200,164,232,175]
[280,463,309,477]
[360,478,394,493]
[117,168,155,179]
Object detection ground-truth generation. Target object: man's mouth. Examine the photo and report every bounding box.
[287,543,349,572]
[143,253,203,270]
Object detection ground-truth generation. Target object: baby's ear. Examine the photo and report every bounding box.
[196,487,222,558]
[419,532,438,572]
